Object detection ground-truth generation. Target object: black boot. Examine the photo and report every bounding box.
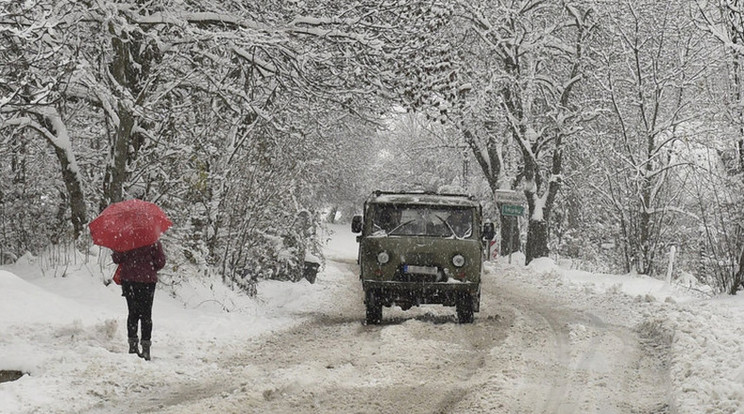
[140,340,151,361]
[128,337,139,355]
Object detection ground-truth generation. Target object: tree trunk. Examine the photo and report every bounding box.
[103,104,133,206]
[639,206,651,274]
[733,247,744,295]
[463,129,501,194]
[52,145,87,239]
[102,28,137,207]
[499,214,520,256]
[525,219,549,264]
[638,131,656,275]
[35,111,87,239]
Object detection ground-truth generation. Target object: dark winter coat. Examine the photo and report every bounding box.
[112,241,166,283]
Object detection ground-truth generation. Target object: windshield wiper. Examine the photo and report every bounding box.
[388,219,416,235]
[434,215,455,237]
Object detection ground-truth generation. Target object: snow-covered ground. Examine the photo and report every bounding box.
[1,224,744,413]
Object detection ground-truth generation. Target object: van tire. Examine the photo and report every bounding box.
[456,293,474,324]
[365,289,382,325]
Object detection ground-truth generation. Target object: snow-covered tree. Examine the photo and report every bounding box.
[432,0,595,261]
[0,1,88,239]
[1,0,478,288]
[593,0,718,275]
[687,0,744,292]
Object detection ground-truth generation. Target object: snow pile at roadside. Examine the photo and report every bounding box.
[667,297,744,413]
[506,254,744,414]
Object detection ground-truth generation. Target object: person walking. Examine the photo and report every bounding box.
[112,240,166,361]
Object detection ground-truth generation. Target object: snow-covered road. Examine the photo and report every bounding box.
[84,257,671,413]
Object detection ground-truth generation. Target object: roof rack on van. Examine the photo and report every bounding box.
[371,190,475,200]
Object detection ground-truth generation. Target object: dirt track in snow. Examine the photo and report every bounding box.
[107,258,671,414]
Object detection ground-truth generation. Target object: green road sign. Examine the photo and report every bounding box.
[501,204,524,216]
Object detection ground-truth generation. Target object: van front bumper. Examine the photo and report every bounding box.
[362,280,480,309]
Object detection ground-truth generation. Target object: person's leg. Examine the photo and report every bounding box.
[134,283,156,360]
[122,281,140,354]
[136,283,156,341]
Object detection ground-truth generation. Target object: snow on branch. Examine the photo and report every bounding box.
[287,17,384,49]
[133,11,268,32]
[647,205,701,221]
[0,115,35,131]
[1,107,82,179]
[75,72,121,127]
[289,16,362,28]
[132,11,383,49]
[287,25,381,48]
[25,107,72,151]
[231,46,279,76]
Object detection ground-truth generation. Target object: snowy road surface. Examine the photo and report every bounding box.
[82,258,671,413]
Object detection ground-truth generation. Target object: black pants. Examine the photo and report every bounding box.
[122,281,156,341]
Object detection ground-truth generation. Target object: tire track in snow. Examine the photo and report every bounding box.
[454,267,671,414]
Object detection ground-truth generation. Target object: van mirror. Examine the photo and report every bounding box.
[482,222,495,241]
[351,215,363,233]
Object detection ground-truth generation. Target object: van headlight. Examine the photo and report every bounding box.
[452,254,465,268]
[377,251,390,264]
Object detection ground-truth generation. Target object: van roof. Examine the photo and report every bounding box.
[366,191,480,208]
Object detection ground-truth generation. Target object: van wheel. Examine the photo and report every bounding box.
[365,289,382,325]
[456,293,474,324]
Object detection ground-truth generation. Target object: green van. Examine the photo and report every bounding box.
[352,191,494,324]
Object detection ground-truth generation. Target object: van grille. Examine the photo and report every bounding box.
[401,253,437,266]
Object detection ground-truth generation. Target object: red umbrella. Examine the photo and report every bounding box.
[89,199,172,252]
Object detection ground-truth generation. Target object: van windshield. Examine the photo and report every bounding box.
[371,204,474,239]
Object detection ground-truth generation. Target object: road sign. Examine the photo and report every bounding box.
[501,204,524,216]
[494,189,527,205]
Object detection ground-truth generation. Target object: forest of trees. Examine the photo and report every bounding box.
[2,0,744,294]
